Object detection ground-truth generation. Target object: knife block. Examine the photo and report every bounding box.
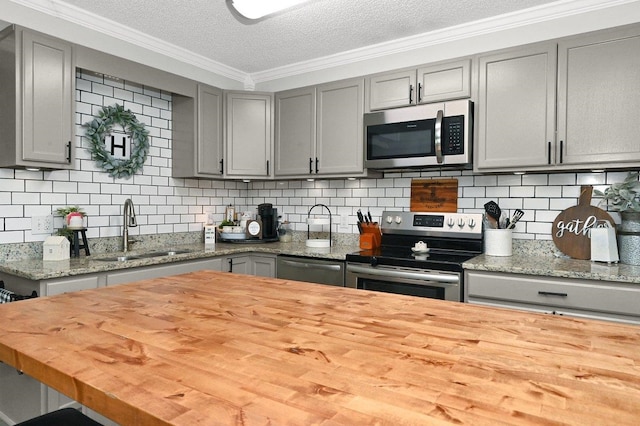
[359,223,381,250]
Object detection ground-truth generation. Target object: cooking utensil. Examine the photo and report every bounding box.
[484,201,501,228]
[357,209,364,224]
[507,209,524,229]
[367,211,373,224]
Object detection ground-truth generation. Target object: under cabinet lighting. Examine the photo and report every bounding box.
[227,0,310,20]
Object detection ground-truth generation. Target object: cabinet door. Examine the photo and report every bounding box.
[225,92,273,178]
[367,70,415,110]
[226,255,251,275]
[476,43,557,172]
[558,26,640,166]
[22,30,74,167]
[251,255,276,278]
[417,59,471,104]
[45,275,99,296]
[316,78,364,175]
[197,84,223,176]
[274,87,315,176]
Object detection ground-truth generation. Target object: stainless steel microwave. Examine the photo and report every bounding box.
[364,99,473,169]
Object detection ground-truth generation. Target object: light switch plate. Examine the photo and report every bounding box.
[32,215,54,235]
[337,214,350,233]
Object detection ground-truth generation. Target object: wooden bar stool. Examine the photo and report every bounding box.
[16,408,102,425]
[71,228,90,257]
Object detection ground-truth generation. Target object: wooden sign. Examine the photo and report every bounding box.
[552,185,615,260]
[410,178,458,212]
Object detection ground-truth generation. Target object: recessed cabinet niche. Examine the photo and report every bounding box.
[0,25,74,169]
[476,24,640,173]
[366,58,471,111]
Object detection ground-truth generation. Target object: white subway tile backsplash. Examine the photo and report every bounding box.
[2,68,637,246]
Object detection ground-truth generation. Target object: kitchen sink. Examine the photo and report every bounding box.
[95,255,142,262]
[95,249,193,262]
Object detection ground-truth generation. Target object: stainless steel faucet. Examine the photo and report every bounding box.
[123,199,138,252]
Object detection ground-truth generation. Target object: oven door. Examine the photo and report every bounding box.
[346,263,461,302]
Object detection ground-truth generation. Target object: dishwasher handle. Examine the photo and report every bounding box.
[347,264,459,284]
[280,259,342,271]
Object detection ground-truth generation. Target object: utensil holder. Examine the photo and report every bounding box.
[484,229,512,256]
[360,223,381,250]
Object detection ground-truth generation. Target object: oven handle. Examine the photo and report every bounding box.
[280,259,342,271]
[347,265,459,284]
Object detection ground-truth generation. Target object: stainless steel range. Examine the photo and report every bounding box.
[346,211,484,302]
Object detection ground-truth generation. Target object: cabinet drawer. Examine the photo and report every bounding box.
[467,272,640,317]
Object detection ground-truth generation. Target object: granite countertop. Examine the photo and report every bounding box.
[0,242,359,281]
[464,253,640,285]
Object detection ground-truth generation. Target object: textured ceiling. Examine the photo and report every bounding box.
[57,0,559,73]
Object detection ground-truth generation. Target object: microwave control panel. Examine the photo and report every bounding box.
[442,115,464,155]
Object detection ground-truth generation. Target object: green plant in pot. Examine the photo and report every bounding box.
[55,206,87,241]
[594,172,640,265]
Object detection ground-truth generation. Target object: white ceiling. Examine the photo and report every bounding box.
[42,0,562,74]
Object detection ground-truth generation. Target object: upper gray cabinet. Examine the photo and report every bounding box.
[475,43,557,171]
[0,26,74,169]
[557,25,640,166]
[173,84,223,178]
[366,58,471,111]
[275,78,371,179]
[476,24,640,173]
[224,91,273,179]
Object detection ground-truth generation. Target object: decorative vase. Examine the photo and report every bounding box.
[617,211,640,265]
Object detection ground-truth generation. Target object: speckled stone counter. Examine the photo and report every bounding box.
[0,242,359,281]
[464,254,640,285]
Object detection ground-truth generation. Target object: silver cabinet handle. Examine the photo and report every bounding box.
[281,259,341,271]
[435,109,443,164]
[347,264,458,284]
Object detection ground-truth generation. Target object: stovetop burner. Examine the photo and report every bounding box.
[346,210,484,272]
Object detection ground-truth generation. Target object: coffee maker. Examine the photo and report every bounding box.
[258,203,279,241]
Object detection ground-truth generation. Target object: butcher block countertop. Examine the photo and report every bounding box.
[0,271,639,425]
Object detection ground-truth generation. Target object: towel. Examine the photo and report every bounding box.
[0,288,15,303]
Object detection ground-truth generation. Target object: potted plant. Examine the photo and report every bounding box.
[55,206,87,230]
[595,172,640,265]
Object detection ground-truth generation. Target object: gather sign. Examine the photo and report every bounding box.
[552,185,615,260]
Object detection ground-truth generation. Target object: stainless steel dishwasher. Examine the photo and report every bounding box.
[276,255,345,287]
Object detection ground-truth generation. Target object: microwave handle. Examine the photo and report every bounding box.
[435,109,444,164]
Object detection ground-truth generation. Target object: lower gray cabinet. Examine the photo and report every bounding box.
[465,270,640,324]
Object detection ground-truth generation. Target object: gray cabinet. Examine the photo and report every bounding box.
[475,43,557,171]
[275,87,315,176]
[367,59,470,111]
[557,25,640,166]
[172,84,223,178]
[476,24,640,173]
[465,270,640,325]
[224,91,273,178]
[275,78,369,178]
[224,254,276,277]
[0,26,74,169]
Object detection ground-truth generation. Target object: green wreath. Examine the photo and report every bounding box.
[83,104,149,179]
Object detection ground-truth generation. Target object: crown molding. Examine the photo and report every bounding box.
[8,0,247,83]
[7,0,638,88]
[250,0,638,84]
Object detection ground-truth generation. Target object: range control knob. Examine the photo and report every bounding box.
[395,216,402,224]
[385,215,393,224]
[447,217,455,227]
[458,218,465,228]
[468,218,476,228]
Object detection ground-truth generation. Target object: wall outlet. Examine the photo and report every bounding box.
[32,215,54,235]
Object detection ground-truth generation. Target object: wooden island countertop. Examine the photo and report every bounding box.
[0,270,639,425]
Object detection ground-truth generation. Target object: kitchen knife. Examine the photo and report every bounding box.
[357,210,364,223]
[367,211,373,223]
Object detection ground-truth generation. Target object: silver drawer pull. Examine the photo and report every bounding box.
[538,291,568,297]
